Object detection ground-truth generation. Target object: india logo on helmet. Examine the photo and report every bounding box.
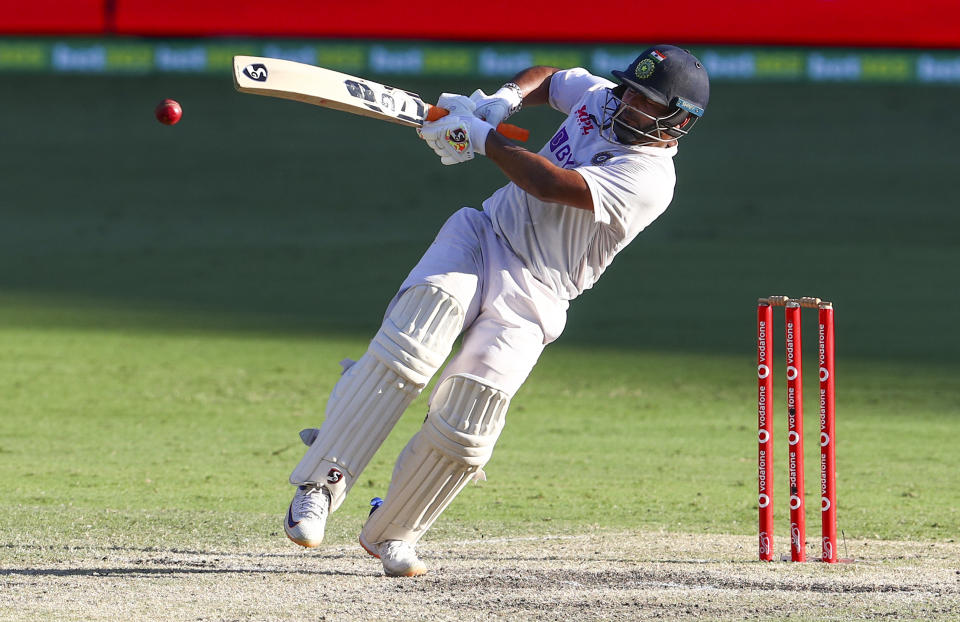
[635,59,656,80]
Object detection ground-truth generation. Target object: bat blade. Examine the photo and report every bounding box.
[233,55,428,128]
[232,55,530,142]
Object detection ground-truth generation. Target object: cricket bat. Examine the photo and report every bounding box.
[232,56,530,142]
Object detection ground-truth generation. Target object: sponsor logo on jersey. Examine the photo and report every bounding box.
[548,126,577,169]
[575,105,596,135]
[549,126,569,151]
[591,151,614,165]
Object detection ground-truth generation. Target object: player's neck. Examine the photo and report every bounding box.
[633,138,677,149]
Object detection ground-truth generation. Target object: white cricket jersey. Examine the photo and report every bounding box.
[482,68,678,301]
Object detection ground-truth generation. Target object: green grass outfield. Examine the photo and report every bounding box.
[0,74,957,554]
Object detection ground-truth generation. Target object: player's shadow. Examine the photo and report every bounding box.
[0,541,377,577]
[0,566,371,577]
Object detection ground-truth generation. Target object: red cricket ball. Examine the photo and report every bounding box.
[154,99,183,125]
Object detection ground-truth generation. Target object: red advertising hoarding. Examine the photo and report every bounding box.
[2,1,959,48]
[0,0,105,34]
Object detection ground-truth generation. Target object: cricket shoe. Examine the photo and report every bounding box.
[359,498,426,576]
[283,484,331,548]
[359,531,428,577]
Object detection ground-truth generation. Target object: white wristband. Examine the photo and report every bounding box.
[468,116,494,155]
[493,83,523,115]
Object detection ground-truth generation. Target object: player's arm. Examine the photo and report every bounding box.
[510,66,557,107]
[471,66,560,126]
[421,72,593,211]
[421,100,594,211]
[470,68,593,211]
[483,135,593,212]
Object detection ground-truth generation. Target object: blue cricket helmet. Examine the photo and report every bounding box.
[607,45,710,141]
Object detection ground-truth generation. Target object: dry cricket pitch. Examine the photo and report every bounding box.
[3,532,958,621]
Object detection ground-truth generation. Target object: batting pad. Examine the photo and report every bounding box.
[289,285,464,512]
[360,374,510,544]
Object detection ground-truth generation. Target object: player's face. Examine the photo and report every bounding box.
[619,89,673,137]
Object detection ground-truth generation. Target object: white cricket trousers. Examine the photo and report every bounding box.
[389,207,568,397]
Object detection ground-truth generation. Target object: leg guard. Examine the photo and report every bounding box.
[360,374,510,544]
[289,285,464,512]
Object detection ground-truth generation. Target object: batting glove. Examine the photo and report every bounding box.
[420,114,493,165]
[435,92,476,117]
[470,84,523,128]
[417,92,483,164]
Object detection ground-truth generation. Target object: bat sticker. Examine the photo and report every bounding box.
[344,80,375,103]
[243,64,269,82]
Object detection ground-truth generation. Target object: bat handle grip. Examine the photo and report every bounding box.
[426,106,530,143]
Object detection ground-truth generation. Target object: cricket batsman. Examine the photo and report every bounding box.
[283,45,710,576]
